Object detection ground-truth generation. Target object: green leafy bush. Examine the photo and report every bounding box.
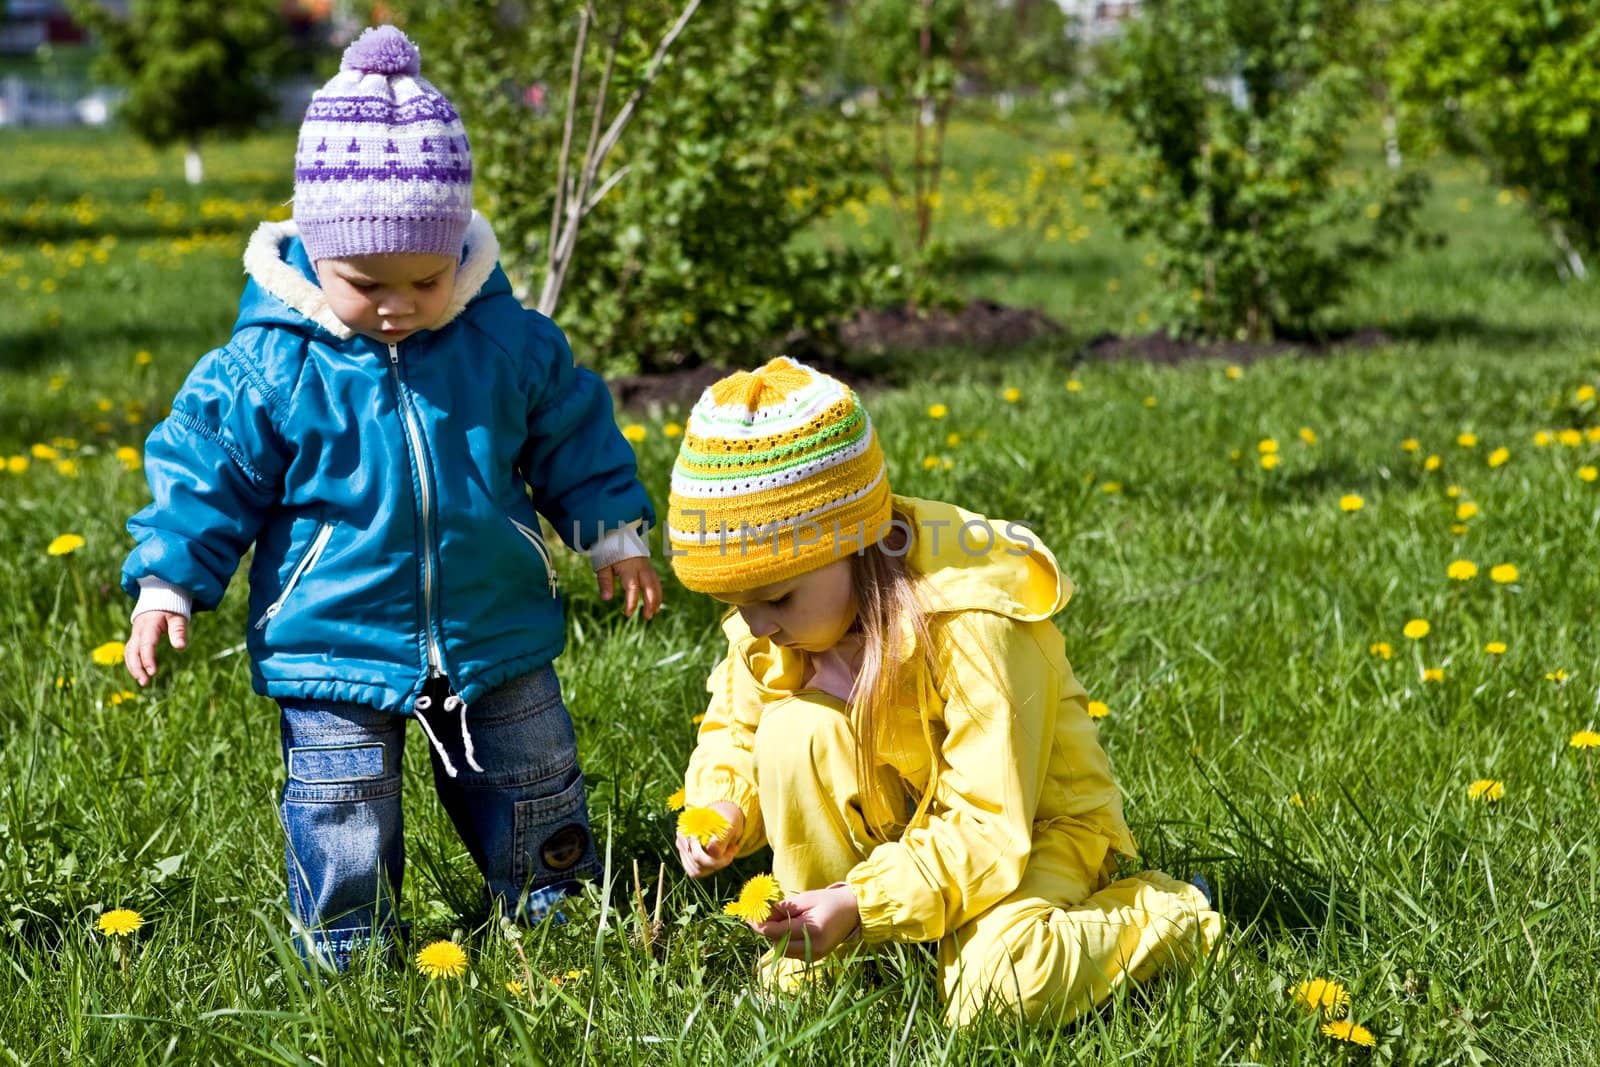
[394,0,895,376]
[1390,0,1600,280]
[1101,0,1427,340]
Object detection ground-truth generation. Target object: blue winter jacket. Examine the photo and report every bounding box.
[122,214,655,713]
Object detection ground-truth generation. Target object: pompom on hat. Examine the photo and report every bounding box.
[667,358,895,594]
[293,25,472,262]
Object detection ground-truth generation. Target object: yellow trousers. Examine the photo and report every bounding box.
[752,695,1222,1026]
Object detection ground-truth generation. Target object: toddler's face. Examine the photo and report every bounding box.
[315,252,458,343]
[714,559,857,654]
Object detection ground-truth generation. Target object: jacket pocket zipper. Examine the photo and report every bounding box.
[254,521,335,630]
[509,517,559,598]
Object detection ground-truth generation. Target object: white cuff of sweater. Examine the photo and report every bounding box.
[132,577,193,620]
[586,521,650,570]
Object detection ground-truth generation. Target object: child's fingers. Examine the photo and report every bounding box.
[642,573,661,620]
[623,573,639,616]
[167,614,188,650]
[597,565,615,601]
[124,638,151,686]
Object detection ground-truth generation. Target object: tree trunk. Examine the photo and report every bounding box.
[184,141,203,185]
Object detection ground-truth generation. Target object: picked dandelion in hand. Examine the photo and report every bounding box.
[724,874,782,924]
[677,805,731,846]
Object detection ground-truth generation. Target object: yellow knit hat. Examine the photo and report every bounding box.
[667,357,894,594]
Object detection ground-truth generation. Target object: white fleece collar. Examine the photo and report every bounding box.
[240,212,501,341]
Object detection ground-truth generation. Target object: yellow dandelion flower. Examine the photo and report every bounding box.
[662,422,683,439]
[1451,523,1469,536]
[135,350,153,366]
[1588,427,1600,443]
[1002,387,1021,403]
[922,455,941,471]
[5,455,27,474]
[115,446,142,470]
[1100,481,1122,494]
[927,403,949,419]
[1260,454,1280,471]
[1369,642,1392,660]
[677,806,731,846]
[724,873,783,923]
[97,908,144,936]
[1298,427,1318,445]
[91,641,125,666]
[1065,379,1083,393]
[1445,485,1461,498]
[1570,730,1600,749]
[1576,384,1596,403]
[506,980,527,996]
[1466,779,1504,802]
[1401,438,1420,452]
[1143,395,1158,409]
[1339,494,1364,513]
[1557,428,1582,447]
[1533,430,1553,447]
[1546,670,1569,683]
[1447,559,1478,581]
[621,424,647,443]
[1489,563,1518,584]
[666,787,686,811]
[1287,792,1320,808]
[1423,667,1444,683]
[1455,502,1479,520]
[47,533,86,556]
[1258,438,1279,455]
[1321,1020,1376,1047]
[1224,365,1243,380]
[56,459,80,478]
[415,939,469,979]
[31,443,60,461]
[1292,978,1350,1017]
[1403,619,1430,640]
[1578,466,1597,483]
[1484,641,1506,655]
[1086,700,1110,719]
[945,432,961,447]
[1424,454,1442,471]
[1486,446,1509,468]
[1456,432,1477,448]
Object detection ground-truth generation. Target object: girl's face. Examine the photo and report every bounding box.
[714,559,857,653]
[315,252,458,343]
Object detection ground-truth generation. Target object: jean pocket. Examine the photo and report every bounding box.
[511,770,597,890]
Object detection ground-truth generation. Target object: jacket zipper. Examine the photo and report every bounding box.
[389,342,447,678]
[253,521,334,630]
[510,517,560,598]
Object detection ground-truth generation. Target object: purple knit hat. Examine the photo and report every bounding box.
[293,25,472,262]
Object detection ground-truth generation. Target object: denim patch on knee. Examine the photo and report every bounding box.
[289,742,386,784]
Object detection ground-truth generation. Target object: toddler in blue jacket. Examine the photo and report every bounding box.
[120,26,660,969]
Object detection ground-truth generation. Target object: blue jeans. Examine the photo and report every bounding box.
[277,668,599,970]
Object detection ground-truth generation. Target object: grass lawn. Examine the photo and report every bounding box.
[1,120,1598,1064]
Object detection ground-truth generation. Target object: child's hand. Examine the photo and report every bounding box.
[751,885,862,961]
[676,800,743,878]
[597,556,662,620]
[125,610,189,687]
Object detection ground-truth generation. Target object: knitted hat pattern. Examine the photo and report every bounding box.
[667,358,894,594]
[293,25,472,262]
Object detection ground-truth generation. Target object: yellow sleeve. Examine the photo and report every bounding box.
[682,638,767,856]
[845,611,1057,943]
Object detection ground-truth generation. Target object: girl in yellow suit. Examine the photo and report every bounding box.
[668,358,1220,1025]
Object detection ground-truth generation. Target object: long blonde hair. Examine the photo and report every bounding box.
[846,509,933,832]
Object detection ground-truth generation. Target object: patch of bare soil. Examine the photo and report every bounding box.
[1079,327,1393,366]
